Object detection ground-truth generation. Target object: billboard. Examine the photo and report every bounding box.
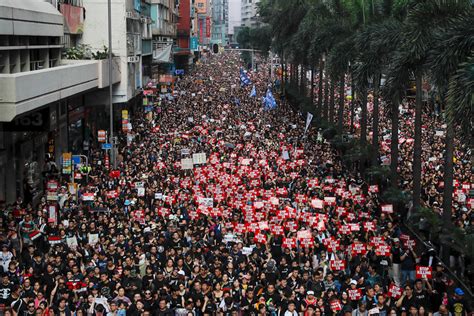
[195,0,207,14]
[60,4,84,34]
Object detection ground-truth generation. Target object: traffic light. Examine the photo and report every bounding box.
[212,44,219,54]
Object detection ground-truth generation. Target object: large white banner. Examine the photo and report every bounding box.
[181,158,194,170]
[304,112,314,135]
[192,153,207,165]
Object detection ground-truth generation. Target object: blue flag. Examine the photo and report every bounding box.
[264,88,277,110]
[240,68,251,86]
[250,85,256,97]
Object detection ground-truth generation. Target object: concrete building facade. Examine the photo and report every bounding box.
[0,0,121,204]
[211,0,229,46]
[241,0,261,28]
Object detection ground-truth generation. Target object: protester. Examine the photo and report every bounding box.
[0,52,471,316]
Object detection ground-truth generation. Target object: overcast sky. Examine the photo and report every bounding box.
[228,0,241,34]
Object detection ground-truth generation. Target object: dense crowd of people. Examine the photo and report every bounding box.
[358,92,473,275]
[0,52,471,316]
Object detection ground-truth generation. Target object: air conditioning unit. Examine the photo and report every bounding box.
[126,11,133,18]
[140,17,147,23]
[127,56,140,63]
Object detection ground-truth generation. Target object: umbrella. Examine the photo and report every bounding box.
[225,143,235,149]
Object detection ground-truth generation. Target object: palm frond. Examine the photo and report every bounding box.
[446,55,474,144]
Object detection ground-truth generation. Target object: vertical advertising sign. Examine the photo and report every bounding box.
[199,19,204,44]
[98,130,106,142]
[190,37,198,51]
[62,153,72,175]
[122,110,129,132]
[206,17,211,38]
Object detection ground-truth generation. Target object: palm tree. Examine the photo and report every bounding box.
[327,37,355,134]
[308,0,353,121]
[427,8,473,223]
[392,0,469,211]
[384,55,410,187]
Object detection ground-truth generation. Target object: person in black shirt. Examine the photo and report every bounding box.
[240,287,256,313]
[413,279,432,311]
[448,288,471,316]
[264,283,281,311]
[396,285,416,313]
[0,274,13,307]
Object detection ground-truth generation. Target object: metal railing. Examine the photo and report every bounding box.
[30,60,45,71]
[403,219,473,300]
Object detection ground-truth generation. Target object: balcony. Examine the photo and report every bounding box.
[95,58,121,88]
[0,59,121,122]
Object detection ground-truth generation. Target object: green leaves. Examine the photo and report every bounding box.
[236,26,272,56]
[446,55,474,144]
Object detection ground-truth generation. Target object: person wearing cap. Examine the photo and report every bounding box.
[448,288,470,316]
[302,290,317,312]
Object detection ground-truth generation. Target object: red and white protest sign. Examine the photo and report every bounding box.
[363,221,376,232]
[351,242,367,255]
[254,233,267,244]
[300,238,314,248]
[375,244,391,257]
[311,198,324,209]
[271,225,284,236]
[416,266,432,279]
[330,300,342,311]
[369,185,379,193]
[133,210,145,225]
[107,190,118,199]
[348,289,362,300]
[388,283,403,299]
[82,193,94,201]
[330,259,346,271]
[297,230,312,240]
[324,196,337,205]
[381,204,394,213]
[282,237,297,249]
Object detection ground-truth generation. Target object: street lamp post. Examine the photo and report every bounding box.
[107,0,116,169]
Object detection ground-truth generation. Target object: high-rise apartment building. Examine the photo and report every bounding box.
[211,0,229,45]
[241,0,261,28]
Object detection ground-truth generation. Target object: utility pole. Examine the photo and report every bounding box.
[107,0,116,169]
[269,51,274,84]
[251,49,254,71]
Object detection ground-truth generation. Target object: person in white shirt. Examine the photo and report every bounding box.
[283,301,299,316]
[0,245,13,272]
